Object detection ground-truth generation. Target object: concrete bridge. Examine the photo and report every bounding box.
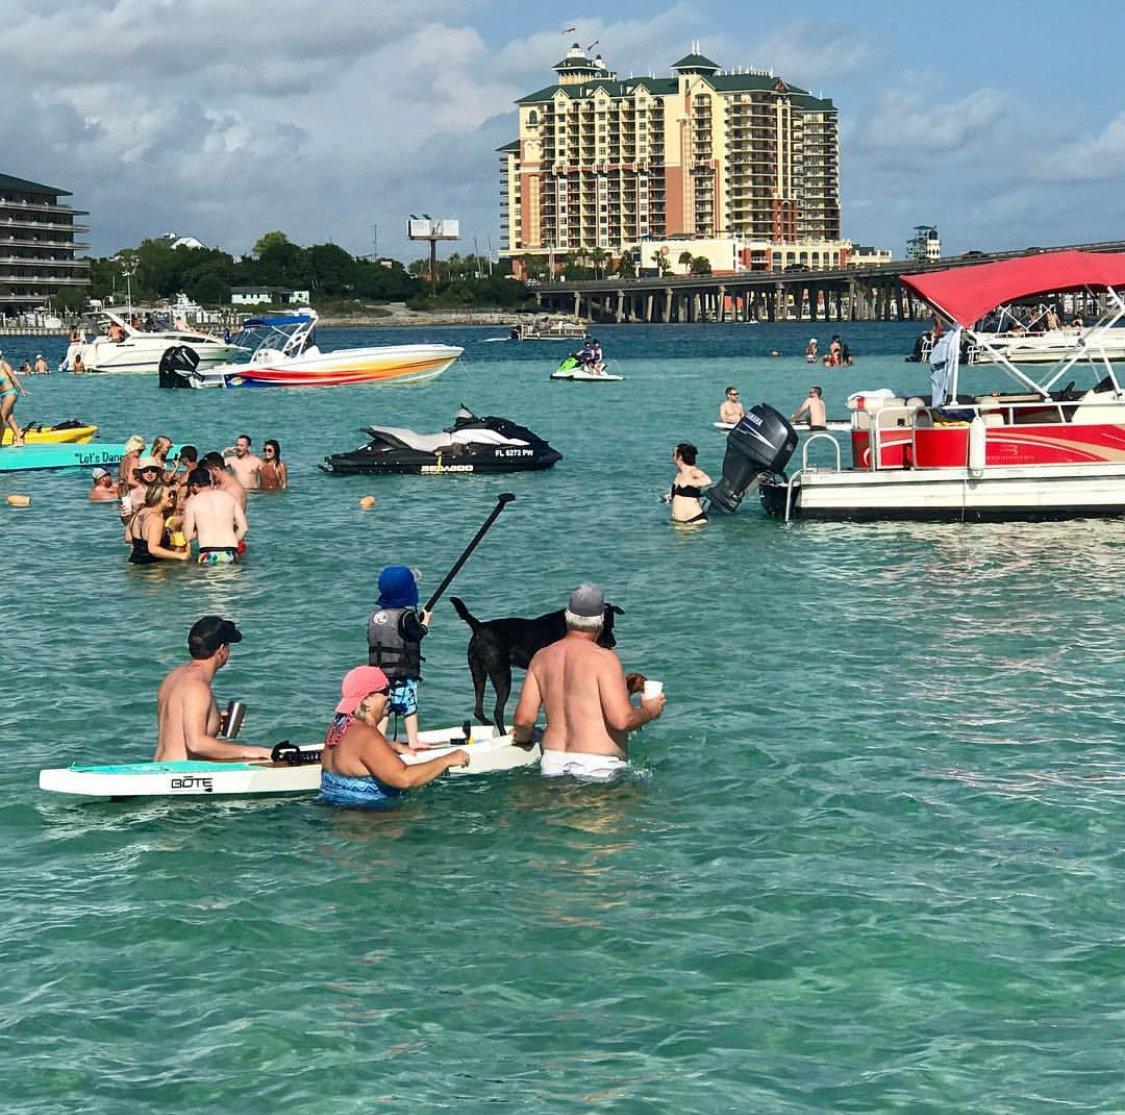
[532,239,1125,324]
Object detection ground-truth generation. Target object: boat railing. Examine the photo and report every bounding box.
[783,432,843,523]
[800,431,841,472]
[868,405,920,471]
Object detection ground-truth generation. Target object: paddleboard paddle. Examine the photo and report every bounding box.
[424,492,515,612]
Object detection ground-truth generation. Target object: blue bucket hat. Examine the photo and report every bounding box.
[377,565,419,608]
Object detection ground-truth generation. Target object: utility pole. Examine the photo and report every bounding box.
[473,236,481,278]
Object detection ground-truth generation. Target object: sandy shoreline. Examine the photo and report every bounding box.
[316,305,546,329]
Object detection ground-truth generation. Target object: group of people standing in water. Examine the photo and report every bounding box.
[92,431,288,565]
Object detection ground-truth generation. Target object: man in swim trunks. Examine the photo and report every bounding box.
[319,665,469,808]
[791,386,827,429]
[225,434,263,491]
[183,465,247,565]
[204,451,247,510]
[719,386,744,425]
[511,583,665,781]
[155,616,272,761]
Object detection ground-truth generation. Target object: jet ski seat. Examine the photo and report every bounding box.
[364,426,529,452]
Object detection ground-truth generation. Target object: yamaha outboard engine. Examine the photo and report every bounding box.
[707,404,798,514]
[157,344,200,389]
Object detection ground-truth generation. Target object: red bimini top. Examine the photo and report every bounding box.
[901,250,1125,328]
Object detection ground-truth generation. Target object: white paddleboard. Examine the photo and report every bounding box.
[39,725,540,799]
[712,420,849,432]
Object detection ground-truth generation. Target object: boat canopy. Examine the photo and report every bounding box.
[902,250,1125,328]
[242,314,313,327]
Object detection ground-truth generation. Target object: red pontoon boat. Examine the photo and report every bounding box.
[745,251,1125,520]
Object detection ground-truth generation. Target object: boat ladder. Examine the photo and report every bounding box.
[783,432,841,523]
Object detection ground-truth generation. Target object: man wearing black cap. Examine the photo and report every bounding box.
[154,616,272,762]
[512,583,665,781]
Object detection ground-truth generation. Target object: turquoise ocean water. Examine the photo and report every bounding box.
[2,323,1124,1111]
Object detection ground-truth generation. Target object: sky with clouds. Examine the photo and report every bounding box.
[6,0,1123,261]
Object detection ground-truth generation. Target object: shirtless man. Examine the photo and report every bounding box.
[33,354,49,375]
[203,451,247,509]
[183,466,247,565]
[719,386,744,426]
[511,583,665,781]
[154,616,272,761]
[226,434,263,491]
[791,386,827,429]
[88,467,119,502]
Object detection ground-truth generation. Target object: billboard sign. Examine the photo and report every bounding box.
[408,218,460,241]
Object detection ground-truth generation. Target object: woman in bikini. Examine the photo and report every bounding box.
[668,442,711,525]
[0,354,27,445]
[127,485,190,564]
[259,439,288,491]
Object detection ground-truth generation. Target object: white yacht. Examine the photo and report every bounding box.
[61,309,246,374]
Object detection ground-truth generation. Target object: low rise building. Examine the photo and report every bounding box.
[231,285,310,306]
[0,172,89,314]
[637,235,884,275]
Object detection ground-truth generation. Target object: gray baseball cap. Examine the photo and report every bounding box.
[90,467,109,480]
[568,582,605,617]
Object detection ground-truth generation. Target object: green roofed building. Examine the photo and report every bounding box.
[0,173,89,314]
[499,41,841,273]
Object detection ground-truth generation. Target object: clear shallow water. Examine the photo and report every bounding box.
[2,323,1125,1112]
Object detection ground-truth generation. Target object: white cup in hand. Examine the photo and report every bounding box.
[642,680,664,700]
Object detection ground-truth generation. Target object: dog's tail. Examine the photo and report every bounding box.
[449,596,482,631]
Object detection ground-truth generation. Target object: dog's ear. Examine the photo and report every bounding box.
[609,604,624,616]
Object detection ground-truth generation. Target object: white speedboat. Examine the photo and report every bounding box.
[62,309,246,374]
[166,310,462,389]
[707,250,1125,521]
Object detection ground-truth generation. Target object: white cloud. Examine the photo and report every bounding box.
[1030,112,1125,182]
[742,21,877,86]
[849,85,1011,169]
[0,2,1117,263]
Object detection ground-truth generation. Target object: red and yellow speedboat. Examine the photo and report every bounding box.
[162,310,462,390]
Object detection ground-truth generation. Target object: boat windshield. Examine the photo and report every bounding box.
[229,314,316,357]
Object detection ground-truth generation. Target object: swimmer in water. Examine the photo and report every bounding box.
[668,442,711,525]
[319,666,468,809]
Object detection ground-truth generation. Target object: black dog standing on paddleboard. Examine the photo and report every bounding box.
[450,597,623,733]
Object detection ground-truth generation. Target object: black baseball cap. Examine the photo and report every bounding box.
[188,615,242,659]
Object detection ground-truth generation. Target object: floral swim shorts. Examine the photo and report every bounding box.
[388,677,419,716]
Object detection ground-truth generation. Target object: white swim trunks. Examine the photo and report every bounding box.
[539,749,629,782]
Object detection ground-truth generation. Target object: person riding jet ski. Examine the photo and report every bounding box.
[576,338,606,374]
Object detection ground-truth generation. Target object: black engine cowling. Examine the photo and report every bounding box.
[707,404,798,514]
[157,344,200,389]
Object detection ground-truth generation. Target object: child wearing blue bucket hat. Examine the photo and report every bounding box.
[367,565,431,747]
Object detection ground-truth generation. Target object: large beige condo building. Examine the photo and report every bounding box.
[499,44,840,272]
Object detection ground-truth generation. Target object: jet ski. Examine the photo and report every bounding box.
[551,354,623,382]
[319,406,563,475]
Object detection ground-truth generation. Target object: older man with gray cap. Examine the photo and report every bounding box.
[512,583,665,781]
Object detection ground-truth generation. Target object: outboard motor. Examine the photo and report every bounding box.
[157,344,200,389]
[707,404,798,514]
